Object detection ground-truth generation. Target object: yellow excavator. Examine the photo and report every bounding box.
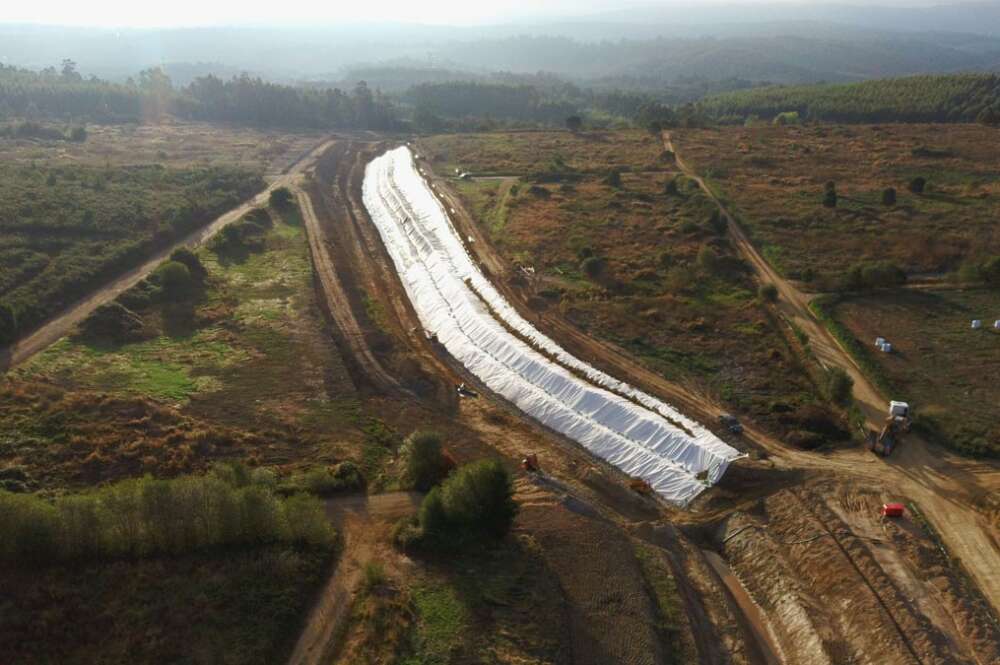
[863,401,911,457]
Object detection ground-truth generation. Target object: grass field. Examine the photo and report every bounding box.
[1,204,374,489]
[1,546,330,665]
[829,288,1000,456]
[423,130,840,442]
[674,124,1000,281]
[419,129,671,176]
[0,121,323,171]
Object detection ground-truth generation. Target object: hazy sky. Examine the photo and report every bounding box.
[1,0,842,28]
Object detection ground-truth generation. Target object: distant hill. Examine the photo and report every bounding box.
[698,73,1000,123]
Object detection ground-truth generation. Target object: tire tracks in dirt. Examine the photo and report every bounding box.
[665,132,1000,617]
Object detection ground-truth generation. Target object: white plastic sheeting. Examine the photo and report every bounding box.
[362,147,742,506]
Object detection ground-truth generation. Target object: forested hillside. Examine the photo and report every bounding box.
[700,74,1000,124]
[0,64,397,130]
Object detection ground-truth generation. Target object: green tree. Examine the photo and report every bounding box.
[156,260,192,298]
[908,177,926,194]
[565,115,583,132]
[438,460,517,541]
[400,431,451,491]
[605,169,623,188]
[881,187,897,206]
[758,283,779,303]
[269,187,293,209]
[169,247,207,280]
[981,256,1000,286]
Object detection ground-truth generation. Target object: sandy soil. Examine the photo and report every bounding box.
[665,132,1000,621]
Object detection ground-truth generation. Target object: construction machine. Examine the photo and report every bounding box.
[863,401,911,457]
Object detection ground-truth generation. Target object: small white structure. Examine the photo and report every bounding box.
[994,320,1000,330]
[972,319,983,330]
[889,401,910,418]
[880,342,893,353]
[875,336,886,347]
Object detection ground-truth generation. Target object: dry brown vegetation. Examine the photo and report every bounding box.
[424,130,841,442]
[0,121,324,171]
[831,288,1000,456]
[674,124,1000,281]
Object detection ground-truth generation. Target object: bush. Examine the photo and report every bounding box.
[0,302,18,345]
[664,177,680,196]
[822,181,838,208]
[881,187,897,206]
[758,283,779,303]
[79,302,146,343]
[696,245,720,274]
[844,260,907,290]
[69,126,88,142]
[908,177,926,194]
[400,431,452,491]
[291,462,364,496]
[155,260,193,298]
[581,256,606,280]
[405,460,517,551]
[604,169,623,188]
[826,367,855,405]
[269,187,293,209]
[169,247,207,280]
[981,256,1000,286]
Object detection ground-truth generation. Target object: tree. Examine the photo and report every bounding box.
[565,115,583,132]
[758,283,779,303]
[881,187,897,206]
[822,181,838,208]
[664,177,680,197]
[156,261,192,298]
[169,247,207,281]
[442,460,517,538]
[908,177,926,194]
[400,431,452,491]
[269,188,293,209]
[604,169,622,188]
[826,367,854,406]
[0,303,17,346]
[69,126,87,142]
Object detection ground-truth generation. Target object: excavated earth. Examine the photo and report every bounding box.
[298,139,1000,664]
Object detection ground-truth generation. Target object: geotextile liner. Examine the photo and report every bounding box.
[362,147,742,506]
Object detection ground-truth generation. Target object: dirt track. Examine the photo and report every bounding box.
[287,492,422,665]
[665,132,1000,618]
[0,137,336,372]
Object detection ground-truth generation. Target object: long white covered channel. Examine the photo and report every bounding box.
[362,146,742,506]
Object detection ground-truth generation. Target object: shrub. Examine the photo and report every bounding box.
[826,367,855,405]
[69,126,88,142]
[696,245,720,274]
[581,256,606,280]
[981,256,1000,286]
[664,177,680,197]
[845,260,907,290]
[155,260,193,298]
[438,460,517,540]
[269,187,293,209]
[79,302,145,343]
[881,187,897,206]
[707,210,727,235]
[604,169,623,188]
[0,302,18,345]
[758,283,779,303]
[292,462,364,496]
[908,177,926,194]
[405,460,517,551]
[822,181,837,208]
[400,431,451,491]
[169,247,207,280]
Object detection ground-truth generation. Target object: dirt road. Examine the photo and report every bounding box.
[0,137,335,372]
[665,132,1000,617]
[287,492,421,665]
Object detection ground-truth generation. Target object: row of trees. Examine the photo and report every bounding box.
[0,64,398,130]
[700,74,1000,125]
[0,465,334,566]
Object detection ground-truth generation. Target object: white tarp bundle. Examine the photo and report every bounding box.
[362,146,742,506]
